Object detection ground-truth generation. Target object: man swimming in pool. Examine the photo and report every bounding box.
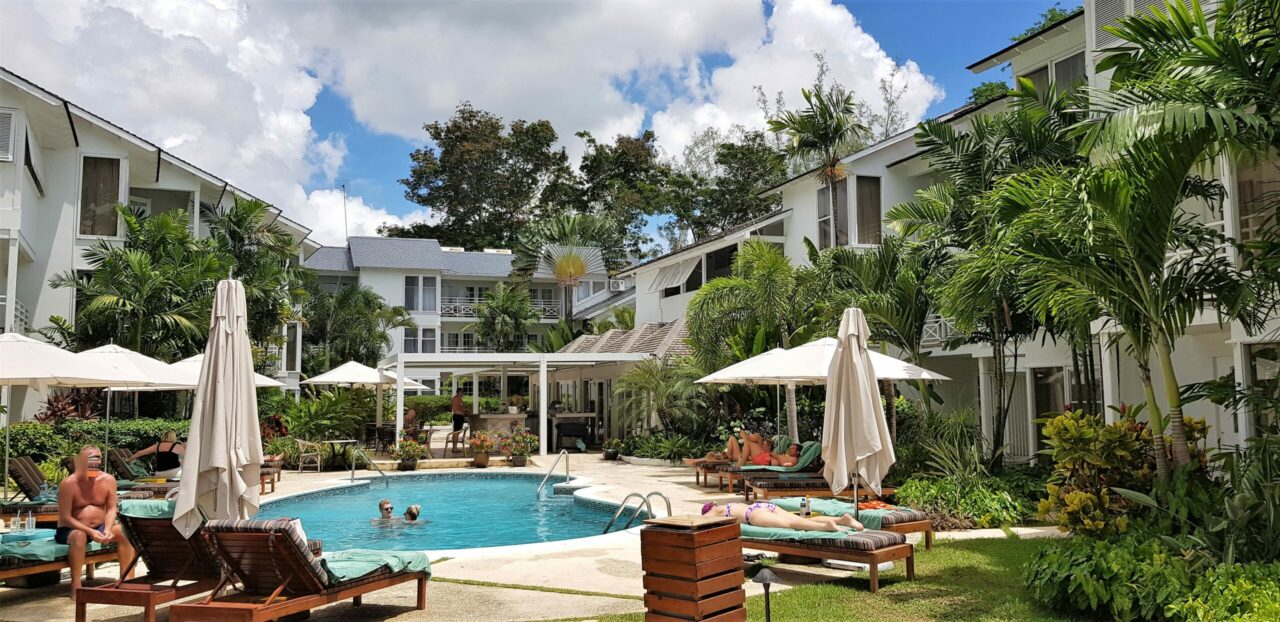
[372,498,396,524]
[701,501,864,532]
[57,446,135,594]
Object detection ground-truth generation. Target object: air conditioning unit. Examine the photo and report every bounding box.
[482,248,512,254]
[440,246,466,252]
[608,279,628,292]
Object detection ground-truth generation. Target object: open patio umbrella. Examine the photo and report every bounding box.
[303,361,425,425]
[173,280,263,538]
[0,333,132,499]
[79,344,190,449]
[822,309,896,500]
[695,338,950,385]
[170,354,285,390]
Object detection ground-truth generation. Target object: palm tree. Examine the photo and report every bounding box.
[590,306,635,334]
[468,283,537,352]
[686,240,821,437]
[302,283,414,372]
[613,358,705,433]
[526,319,581,354]
[767,86,868,250]
[511,214,622,324]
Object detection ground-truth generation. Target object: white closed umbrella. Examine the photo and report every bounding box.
[79,344,191,449]
[173,280,263,538]
[0,333,132,499]
[822,309,896,499]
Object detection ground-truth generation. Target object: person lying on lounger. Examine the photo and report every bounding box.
[685,429,770,466]
[701,501,864,532]
[772,443,801,467]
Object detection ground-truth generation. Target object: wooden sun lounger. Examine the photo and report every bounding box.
[0,546,119,584]
[741,532,914,593]
[693,460,733,487]
[168,519,426,622]
[74,504,222,622]
[746,476,896,503]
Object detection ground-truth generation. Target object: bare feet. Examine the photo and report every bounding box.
[836,514,864,530]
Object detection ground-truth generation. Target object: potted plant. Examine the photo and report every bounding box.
[393,440,424,471]
[511,395,526,413]
[602,438,623,461]
[503,429,538,467]
[469,432,496,468]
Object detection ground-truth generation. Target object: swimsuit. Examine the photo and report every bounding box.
[725,502,779,522]
[155,442,182,472]
[55,524,106,544]
[750,452,772,466]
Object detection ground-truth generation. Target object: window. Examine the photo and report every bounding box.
[404,276,419,311]
[1237,156,1280,243]
[592,280,606,295]
[404,276,438,312]
[405,378,439,397]
[420,328,437,354]
[751,220,785,237]
[23,132,44,196]
[422,277,437,311]
[1021,66,1050,94]
[285,323,300,372]
[403,327,419,354]
[855,176,882,245]
[683,259,703,293]
[1054,52,1086,92]
[816,180,849,249]
[575,281,592,302]
[705,245,736,281]
[80,156,122,236]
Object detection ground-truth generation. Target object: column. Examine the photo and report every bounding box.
[375,384,384,425]
[1100,337,1120,424]
[1232,340,1252,446]
[538,355,549,456]
[395,359,405,449]
[977,357,992,446]
[500,366,508,407]
[1025,369,1037,463]
[471,372,479,415]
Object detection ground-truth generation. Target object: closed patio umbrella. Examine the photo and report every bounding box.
[173,280,263,538]
[822,308,896,499]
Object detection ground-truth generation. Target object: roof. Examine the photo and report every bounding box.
[616,209,790,277]
[575,288,635,319]
[885,94,1011,169]
[559,317,690,360]
[305,246,356,272]
[967,8,1085,72]
[0,65,313,244]
[348,236,443,270]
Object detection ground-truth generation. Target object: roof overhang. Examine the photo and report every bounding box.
[967,10,1085,73]
[378,351,652,372]
[616,208,791,277]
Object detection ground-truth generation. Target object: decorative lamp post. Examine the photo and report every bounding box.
[753,567,779,622]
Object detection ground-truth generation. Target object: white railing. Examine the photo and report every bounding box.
[921,314,957,346]
[440,296,562,319]
[440,345,493,354]
[0,295,32,335]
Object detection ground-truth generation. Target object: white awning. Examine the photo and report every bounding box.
[648,257,701,293]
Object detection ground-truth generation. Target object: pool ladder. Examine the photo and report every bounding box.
[602,492,672,534]
[353,448,391,487]
[536,450,570,496]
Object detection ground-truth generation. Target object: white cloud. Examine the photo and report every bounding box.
[651,0,945,157]
[300,188,432,245]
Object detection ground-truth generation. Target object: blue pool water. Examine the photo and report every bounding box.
[257,474,619,551]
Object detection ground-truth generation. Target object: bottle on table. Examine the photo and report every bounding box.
[801,495,811,517]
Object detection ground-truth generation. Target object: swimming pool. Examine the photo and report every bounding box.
[258,473,624,551]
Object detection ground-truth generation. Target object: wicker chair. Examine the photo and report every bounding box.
[295,439,324,473]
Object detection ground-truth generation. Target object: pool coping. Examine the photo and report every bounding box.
[260,468,647,558]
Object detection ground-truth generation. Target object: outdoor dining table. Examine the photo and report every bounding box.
[321,439,359,472]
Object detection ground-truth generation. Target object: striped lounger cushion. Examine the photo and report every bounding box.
[745,529,906,552]
[879,509,929,526]
[205,518,328,582]
[752,479,831,491]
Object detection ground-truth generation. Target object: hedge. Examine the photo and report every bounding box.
[57,419,189,453]
[404,396,505,424]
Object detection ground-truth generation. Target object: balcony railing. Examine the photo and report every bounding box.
[440,345,494,354]
[440,296,562,319]
[0,295,32,335]
[921,314,958,346]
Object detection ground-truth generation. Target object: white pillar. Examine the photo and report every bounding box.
[471,372,479,415]
[538,355,549,456]
[1025,369,1037,463]
[500,366,508,406]
[375,384,384,425]
[395,359,405,449]
[191,186,201,237]
[1100,337,1120,424]
[1232,340,1252,446]
[977,357,993,445]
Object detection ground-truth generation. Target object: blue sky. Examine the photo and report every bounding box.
[302,0,1064,228]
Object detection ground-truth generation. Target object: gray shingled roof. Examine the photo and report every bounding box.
[304,246,357,272]
[559,318,690,360]
[348,237,443,270]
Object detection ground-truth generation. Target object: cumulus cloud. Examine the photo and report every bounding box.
[300,188,432,245]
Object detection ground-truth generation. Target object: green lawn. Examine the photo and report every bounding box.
[590,537,1070,622]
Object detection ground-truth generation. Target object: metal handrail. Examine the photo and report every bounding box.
[644,492,672,518]
[603,492,654,534]
[353,448,390,487]
[536,450,570,495]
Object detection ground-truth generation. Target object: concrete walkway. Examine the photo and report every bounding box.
[0,446,1060,621]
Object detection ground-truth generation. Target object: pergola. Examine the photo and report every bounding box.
[377,351,651,455]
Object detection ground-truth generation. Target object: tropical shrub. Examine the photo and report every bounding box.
[282,391,364,441]
[2,421,73,463]
[500,430,538,457]
[894,475,1025,529]
[392,440,426,462]
[404,396,502,422]
[621,433,719,462]
[58,418,190,453]
[37,458,69,486]
[1036,410,1151,536]
[263,436,300,468]
[1025,533,1195,621]
[469,432,496,455]
[1167,562,1280,622]
[36,390,102,424]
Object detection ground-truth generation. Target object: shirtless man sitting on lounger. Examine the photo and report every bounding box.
[701,501,864,532]
[57,446,135,594]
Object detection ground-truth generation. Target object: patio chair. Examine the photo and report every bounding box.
[768,497,934,550]
[739,526,914,593]
[296,439,324,473]
[107,449,154,481]
[73,500,222,622]
[1,457,157,525]
[446,425,470,457]
[168,518,428,622]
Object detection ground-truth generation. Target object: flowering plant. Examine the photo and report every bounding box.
[392,440,425,461]
[501,430,538,457]
[469,432,496,454]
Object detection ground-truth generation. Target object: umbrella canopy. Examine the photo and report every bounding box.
[303,361,426,389]
[822,309,896,496]
[695,338,951,385]
[82,344,191,390]
[169,354,286,389]
[0,333,134,386]
[173,280,264,538]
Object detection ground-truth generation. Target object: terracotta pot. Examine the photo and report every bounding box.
[510,455,528,467]
[473,453,490,468]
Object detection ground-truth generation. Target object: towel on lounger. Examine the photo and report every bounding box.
[770,498,913,530]
[320,549,431,584]
[0,538,107,562]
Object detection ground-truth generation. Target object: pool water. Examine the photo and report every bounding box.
[258,474,619,551]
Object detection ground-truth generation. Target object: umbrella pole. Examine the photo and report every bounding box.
[104,391,111,452]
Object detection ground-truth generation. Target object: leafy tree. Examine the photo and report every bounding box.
[686,240,822,437]
[468,283,537,352]
[302,283,414,373]
[661,129,786,246]
[590,306,636,334]
[968,81,1010,105]
[574,130,669,257]
[768,85,870,252]
[396,102,575,249]
[510,214,622,323]
[49,206,227,360]
[527,319,581,353]
[613,358,705,433]
[1011,2,1080,41]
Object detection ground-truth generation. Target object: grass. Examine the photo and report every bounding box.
[579,537,1070,622]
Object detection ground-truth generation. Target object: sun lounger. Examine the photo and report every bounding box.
[769,497,933,550]
[746,476,895,502]
[739,525,914,593]
[74,499,221,622]
[716,441,823,494]
[2,457,154,526]
[168,517,428,622]
[107,449,153,481]
[0,536,118,585]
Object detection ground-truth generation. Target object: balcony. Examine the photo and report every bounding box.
[0,295,32,335]
[921,314,958,347]
[440,296,563,320]
[440,345,495,354]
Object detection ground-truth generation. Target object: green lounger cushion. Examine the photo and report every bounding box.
[120,498,176,519]
[320,549,431,584]
[770,498,924,530]
[737,441,822,473]
[0,538,109,563]
[740,525,906,552]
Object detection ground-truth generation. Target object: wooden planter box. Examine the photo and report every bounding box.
[641,515,745,622]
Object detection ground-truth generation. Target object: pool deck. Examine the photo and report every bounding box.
[0,451,1061,621]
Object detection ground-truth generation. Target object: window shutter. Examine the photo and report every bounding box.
[1094,0,1127,49]
[0,110,14,162]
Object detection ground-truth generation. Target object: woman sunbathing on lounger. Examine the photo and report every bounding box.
[701,501,864,532]
[685,429,771,466]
